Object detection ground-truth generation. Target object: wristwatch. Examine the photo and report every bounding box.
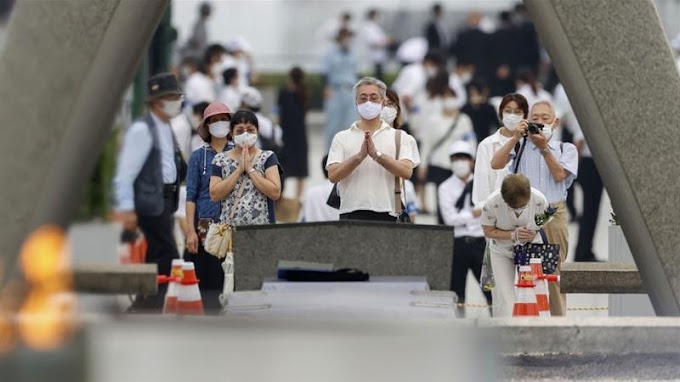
[539,147,549,155]
[375,151,383,160]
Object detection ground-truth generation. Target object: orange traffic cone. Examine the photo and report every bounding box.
[163,259,184,314]
[177,262,204,315]
[529,259,550,317]
[512,265,539,317]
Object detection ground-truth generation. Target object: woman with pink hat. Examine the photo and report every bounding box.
[184,102,234,313]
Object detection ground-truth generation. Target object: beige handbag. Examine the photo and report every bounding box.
[204,180,247,258]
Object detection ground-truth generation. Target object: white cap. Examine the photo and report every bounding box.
[671,33,680,52]
[240,86,262,108]
[396,37,428,64]
[171,259,185,267]
[448,140,475,159]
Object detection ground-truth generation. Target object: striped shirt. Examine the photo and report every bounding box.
[511,139,578,204]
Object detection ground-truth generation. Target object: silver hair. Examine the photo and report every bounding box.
[353,76,387,99]
[531,100,557,116]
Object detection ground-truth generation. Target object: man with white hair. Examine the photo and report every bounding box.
[438,140,491,307]
[490,100,578,316]
[326,77,420,222]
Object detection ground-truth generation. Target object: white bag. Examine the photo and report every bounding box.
[203,176,248,259]
[204,223,232,258]
[219,251,235,306]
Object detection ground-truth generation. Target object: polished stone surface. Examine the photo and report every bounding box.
[233,221,454,291]
[561,262,644,294]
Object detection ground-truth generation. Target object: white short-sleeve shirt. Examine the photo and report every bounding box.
[480,188,549,259]
[326,121,421,214]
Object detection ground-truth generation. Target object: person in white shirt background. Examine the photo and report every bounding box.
[360,8,392,81]
[412,70,476,223]
[180,56,216,107]
[239,86,284,153]
[221,38,256,88]
[515,69,553,109]
[326,77,420,222]
[218,67,242,113]
[480,174,548,317]
[316,12,355,54]
[438,140,491,309]
[299,155,340,223]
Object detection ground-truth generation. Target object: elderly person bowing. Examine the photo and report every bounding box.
[326,77,420,222]
[480,174,549,317]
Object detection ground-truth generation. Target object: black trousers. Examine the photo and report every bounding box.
[340,210,395,222]
[575,158,603,261]
[183,243,224,314]
[451,236,491,304]
[130,197,180,313]
[427,165,453,225]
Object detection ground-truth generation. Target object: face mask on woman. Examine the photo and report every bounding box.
[357,101,383,120]
[208,121,230,138]
[443,97,460,111]
[380,106,398,125]
[233,132,258,148]
[451,160,471,179]
[502,113,522,131]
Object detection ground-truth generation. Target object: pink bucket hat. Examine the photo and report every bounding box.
[198,102,231,142]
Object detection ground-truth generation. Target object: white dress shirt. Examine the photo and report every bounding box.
[114,112,177,211]
[326,121,421,214]
[411,104,476,169]
[299,179,340,222]
[361,20,389,64]
[480,188,548,258]
[438,174,484,238]
[472,129,512,208]
[218,85,242,114]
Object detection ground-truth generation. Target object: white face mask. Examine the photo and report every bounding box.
[502,113,522,131]
[357,101,383,120]
[425,66,438,78]
[208,121,230,138]
[161,99,183,118]
[380,106,398,125]
[233,132,258,148]
[443,97,460,111]
[542,120,556,140]
[451,160,471,179]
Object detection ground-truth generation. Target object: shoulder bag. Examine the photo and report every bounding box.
[204,171,249,259]
[394,130,412,223]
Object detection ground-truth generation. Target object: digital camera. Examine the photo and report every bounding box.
[527,122,544,135]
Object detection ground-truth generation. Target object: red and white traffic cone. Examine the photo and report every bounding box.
[177,262,204,316]
[512,265,540,317]
[162,259,184,314]
[529,258,550,317]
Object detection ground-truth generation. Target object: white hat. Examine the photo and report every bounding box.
[240,86,262,108]
[672,33,680,51]
[397,37,428,64]
[448,140,475,159]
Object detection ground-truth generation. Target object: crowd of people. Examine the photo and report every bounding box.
[112,2,604,316]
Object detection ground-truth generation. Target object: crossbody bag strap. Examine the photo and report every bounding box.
[394,129,403,214]
[426,114,461,164]
[538,228,549,244]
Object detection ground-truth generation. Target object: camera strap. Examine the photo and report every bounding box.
[513,137,528,174]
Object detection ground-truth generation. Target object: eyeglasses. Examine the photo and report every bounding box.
[357,95,382,103]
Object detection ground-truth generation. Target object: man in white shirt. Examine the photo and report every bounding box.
[181,56,215,107]
[299,155,340,222]
[438,141,491,307]
[481,174,548,317]
[327,77,420,222]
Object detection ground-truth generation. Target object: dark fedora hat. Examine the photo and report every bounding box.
[146,72,183,101]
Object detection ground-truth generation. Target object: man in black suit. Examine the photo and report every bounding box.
[424,3,448,53]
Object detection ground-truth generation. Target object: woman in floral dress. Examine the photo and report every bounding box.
[210,110,282,225]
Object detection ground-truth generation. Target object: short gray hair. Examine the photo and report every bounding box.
[353,76,387,99]
[531,100,556,116]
